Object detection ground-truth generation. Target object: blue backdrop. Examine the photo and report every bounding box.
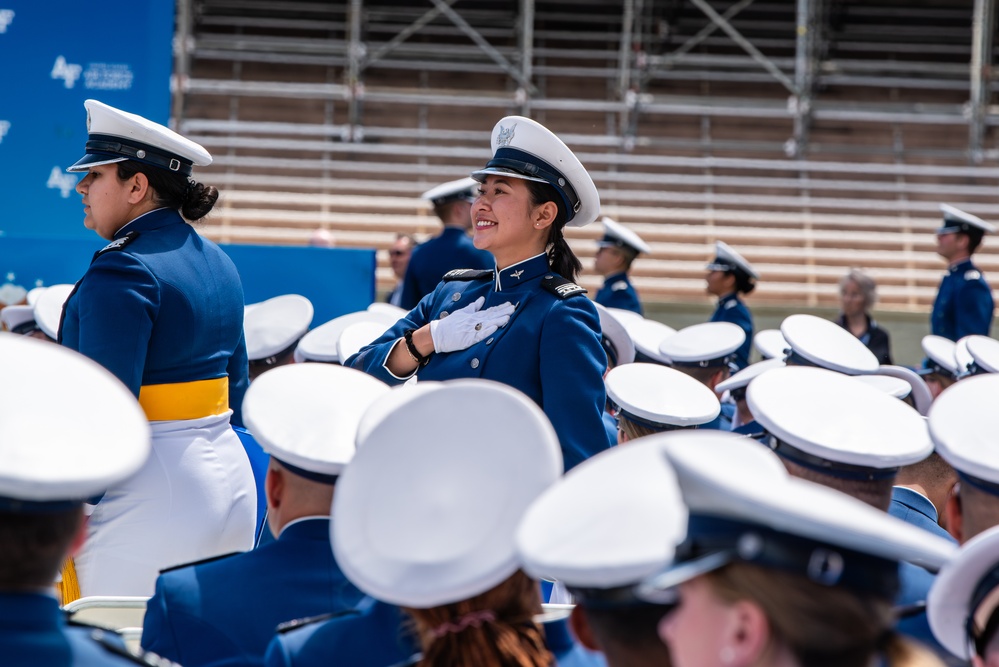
[0,238,375,325]
[0,0,174,238]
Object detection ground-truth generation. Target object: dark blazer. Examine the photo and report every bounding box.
[834,314,892,366]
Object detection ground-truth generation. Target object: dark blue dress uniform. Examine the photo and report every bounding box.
[262,597,606,667]
[1,593,172,667]
[347,253,609,471]
[141,518,363,667]
[59,207,250,426]
[888,486,957,661]
[709,293,753,371]
[931,258,994,341]
[398,227,493,310]
[889,487,955,544]
[595,272,643,315]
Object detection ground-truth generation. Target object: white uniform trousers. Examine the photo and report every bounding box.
[75,412,257,596]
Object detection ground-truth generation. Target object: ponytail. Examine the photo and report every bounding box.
[405,571,553,667]
[524,180,582,282]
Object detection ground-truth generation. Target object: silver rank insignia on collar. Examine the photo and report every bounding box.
[511,270,524,279]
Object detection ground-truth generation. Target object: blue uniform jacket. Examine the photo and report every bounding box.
[931,258,994,341]
[889,491,958,663]
[0,592,165,667]
[141,518,363,667]
[709,293,754,371]
[601,410,618,447]
[59,208,250,426]
[594,272,643,316]
[347,254,609,471]
[731,419,767,441]
[889,487,955,544]
[263,597,606,667]
[399,227,493,310]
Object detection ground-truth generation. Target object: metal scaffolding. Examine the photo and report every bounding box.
[174,0,999,162]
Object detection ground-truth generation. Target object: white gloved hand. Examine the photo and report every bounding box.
[429,296,515,353]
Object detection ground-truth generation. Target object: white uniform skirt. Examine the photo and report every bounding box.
[75,412,257,596]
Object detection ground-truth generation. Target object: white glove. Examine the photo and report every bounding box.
[429,296,515,353]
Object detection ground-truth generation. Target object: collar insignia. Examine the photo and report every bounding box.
[510,270,524,279]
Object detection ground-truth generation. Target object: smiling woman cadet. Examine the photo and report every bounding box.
[347,116,608,470]
[59,100,256,597]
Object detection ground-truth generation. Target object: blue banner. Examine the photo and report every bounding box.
[0,237,376,325]
[0,0,174,238]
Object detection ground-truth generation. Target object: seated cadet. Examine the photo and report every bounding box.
[331,380,603,667]
[593,217,650,316]
[705,241,758,370]
[929,374,999,545]
[751,328,788,361]
[1,304,43,337]
[931,204,995,341]
[966,335,999,375]
[658,321,746,430]
[594,303,636,447]
[928,525,999,666]
[292,311,396,364]
[517,436,688,667]
[920,335,961,400]
[267,380,603,667]
[747,365,951,659]
[891,453,957,545]
[140,364,388,667]
[638,430,955,667]
[878,365,935,416]
[622,317,676,366]
[0,335,166,666]
[33,284,73,341]
[780,313,880,375]
[244,295,314,381]
[605,363,720,442]
[399,177,493,310]
[712,358,784,438]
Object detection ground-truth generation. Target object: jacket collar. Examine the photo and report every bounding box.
[891,486,937,522]
[603,271,629,286]
[0,592,62,631]
[948,258,975,274]
[495,253,549,292]
[277,516,331,541]
[115,208,181,239]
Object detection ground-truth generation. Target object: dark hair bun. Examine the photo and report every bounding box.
[182,181,219,221]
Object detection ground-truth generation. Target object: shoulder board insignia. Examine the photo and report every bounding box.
[89,628,180,666]
[276,608,360,634]
[724,300,738,309]
[442,268,493,282]
[95,231,140,258]
[158,551,242,574]
[965,270,982,280]
[611,281,628,291]
[541,274,587,300]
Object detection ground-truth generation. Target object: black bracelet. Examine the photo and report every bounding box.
[403,329,431,367]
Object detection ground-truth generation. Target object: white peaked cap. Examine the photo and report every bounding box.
[0,335,150,504]
[242,364,389,479]
[332,380,563,608]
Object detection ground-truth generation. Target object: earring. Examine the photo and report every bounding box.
[720,647,735,664]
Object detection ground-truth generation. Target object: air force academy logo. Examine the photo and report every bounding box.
[0,9,14,33]
[51,56,82,89]
[47,168,77,198]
